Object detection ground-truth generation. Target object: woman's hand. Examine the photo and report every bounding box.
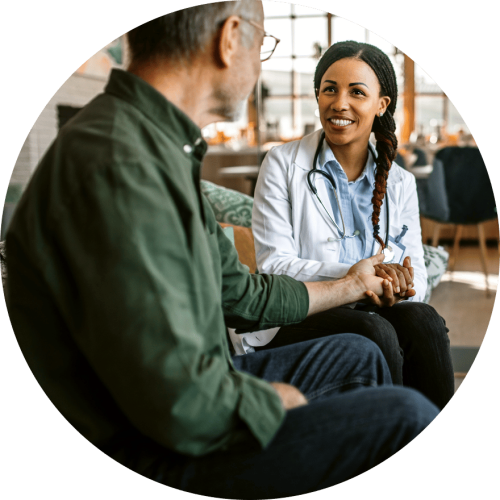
[374,256,414,296]
[368,256,416,307]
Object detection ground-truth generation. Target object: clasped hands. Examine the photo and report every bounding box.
[347,254,416,307]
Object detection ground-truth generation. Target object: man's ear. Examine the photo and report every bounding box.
[217,15,242,68]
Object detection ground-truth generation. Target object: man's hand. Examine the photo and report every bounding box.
[304,254,401,316]
[345,253,386,298]
[270,382,308,410]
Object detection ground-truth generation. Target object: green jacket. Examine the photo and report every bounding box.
[6,69,309,457]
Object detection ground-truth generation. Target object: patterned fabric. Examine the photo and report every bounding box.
[202,180,449,304]
[422,244,449,303]
[200,180,253,228]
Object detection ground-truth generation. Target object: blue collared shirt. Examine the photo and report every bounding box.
[319,140,377,265]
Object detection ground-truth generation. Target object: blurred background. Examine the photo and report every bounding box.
[2,1,498,387]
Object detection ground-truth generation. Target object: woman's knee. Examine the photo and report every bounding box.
[392,302,449,341]
[393,302,444,325]
[355,312,398,341]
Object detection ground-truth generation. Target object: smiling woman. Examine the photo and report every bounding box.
[317,59,390,165]
[252,41,455,410]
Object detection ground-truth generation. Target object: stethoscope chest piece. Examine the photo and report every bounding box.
[382,245,395,263]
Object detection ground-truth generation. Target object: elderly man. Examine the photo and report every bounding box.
[6,1,438,497]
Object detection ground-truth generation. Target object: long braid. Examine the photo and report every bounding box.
[364,52,398,248]
[371,111,398,247]
[314,41,399,248]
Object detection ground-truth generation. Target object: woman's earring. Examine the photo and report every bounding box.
[379,112,384,117]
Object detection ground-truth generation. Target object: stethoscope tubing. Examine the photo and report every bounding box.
[307,131,390,248]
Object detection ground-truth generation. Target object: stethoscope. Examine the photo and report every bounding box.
[307,131,394,263]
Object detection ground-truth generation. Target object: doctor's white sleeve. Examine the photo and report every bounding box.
[252,147,351,282]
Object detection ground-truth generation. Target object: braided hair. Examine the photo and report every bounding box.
[314,41,398,249]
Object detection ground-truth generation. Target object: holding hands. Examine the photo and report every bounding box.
[346,255,416,308]
[370,256,416,307]
[305,255,417,316]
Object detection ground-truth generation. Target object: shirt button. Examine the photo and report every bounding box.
[327,237,335,242]
[194,137,203,145]
[183,144,193,154]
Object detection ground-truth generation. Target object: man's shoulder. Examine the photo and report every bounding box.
[49,94,183,179]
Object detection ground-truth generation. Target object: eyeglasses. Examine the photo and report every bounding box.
[239,18,280,62]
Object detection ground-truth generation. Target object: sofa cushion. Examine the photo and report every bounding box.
[422,244,449,303]
[201,180,253,228]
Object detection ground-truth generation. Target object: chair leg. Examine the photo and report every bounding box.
[431,222,441,247]
[477,223,490,297]
[448,224,463,272]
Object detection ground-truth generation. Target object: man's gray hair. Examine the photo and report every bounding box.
[127,1,261,65]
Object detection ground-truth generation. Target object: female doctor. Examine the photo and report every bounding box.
[251,41,454,409]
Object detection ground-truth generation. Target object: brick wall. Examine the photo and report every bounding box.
[9,72,108,187]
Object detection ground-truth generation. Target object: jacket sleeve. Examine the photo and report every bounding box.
[400,172,428,302]
[215,219,309,332]
[252,146,352,281]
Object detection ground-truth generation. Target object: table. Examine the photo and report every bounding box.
[218,166,260,195]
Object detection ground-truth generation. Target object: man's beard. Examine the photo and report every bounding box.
[210,88,249,122]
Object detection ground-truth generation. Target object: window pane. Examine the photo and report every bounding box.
[292,4,326,16]
[262,66,293,97]
[263,98,294,139]
[416,96,444,136]
[264,18,292,57]
[332,16,366,43]
[263,0,291,17]
[262,57,293,73]
[365,31,394,56]
[293,17,328,57]
[415,64,441,93]
[294,57,317,96]
[299,98,321,136]
[447,98,470,134]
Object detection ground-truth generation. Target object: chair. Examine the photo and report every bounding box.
[419,146,497,295]
[412,147,428,167]
[395,151,406,169]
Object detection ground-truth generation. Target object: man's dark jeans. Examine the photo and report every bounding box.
[116,334,439,499]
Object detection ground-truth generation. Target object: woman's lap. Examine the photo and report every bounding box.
[257,302,454,409]
[377,302,454,409]
[258,305,404,385]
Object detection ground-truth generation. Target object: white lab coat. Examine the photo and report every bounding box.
[236,130,427,351]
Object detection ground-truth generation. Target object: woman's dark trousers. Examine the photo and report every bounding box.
[258,302,455,410]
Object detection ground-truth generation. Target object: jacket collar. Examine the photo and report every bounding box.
[293,129,403,185]
[105,69,207,160]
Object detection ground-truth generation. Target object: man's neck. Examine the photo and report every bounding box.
[128,60,221,129]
